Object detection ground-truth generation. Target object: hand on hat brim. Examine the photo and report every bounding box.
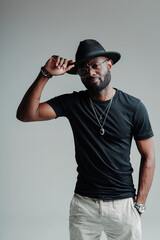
[67,52,121,75]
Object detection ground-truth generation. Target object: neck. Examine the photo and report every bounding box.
[89,84,115,101]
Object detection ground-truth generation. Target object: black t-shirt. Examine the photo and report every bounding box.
[46,89,153,200]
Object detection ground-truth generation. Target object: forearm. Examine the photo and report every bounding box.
[136,155,155,204]
[16,71,49,121]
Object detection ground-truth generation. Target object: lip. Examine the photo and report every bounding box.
[89,77,99,84]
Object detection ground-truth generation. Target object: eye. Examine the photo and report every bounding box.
[92,64,98,69]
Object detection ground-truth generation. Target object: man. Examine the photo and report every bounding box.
[17,39,155,240]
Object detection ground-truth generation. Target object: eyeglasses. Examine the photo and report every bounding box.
[77,59,108,78]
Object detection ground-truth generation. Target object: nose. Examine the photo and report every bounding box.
[88,67,96,76]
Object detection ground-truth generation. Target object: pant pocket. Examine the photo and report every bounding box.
[69,194,80,216]
[70,195,75,209]
[130,199,141,221]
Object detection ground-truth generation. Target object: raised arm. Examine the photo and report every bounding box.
[135,137,155,205]
[16,56,74,122]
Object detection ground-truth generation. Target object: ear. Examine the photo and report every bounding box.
[107,59,113,70]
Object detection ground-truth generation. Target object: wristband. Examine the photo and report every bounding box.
[40,67,53,78]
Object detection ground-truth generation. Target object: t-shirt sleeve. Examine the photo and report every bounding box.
[133,101,154,140]
[46,94,68,118]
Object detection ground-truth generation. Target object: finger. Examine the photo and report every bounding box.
[55,56,61,67]
[68,59,75,64]
[58,58,65,68]
[66,63,75,71]
[62,59,68,69]
[68,60,75,67]
[51,55,58,63]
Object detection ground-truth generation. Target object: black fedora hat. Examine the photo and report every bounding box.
[67,39,121,75]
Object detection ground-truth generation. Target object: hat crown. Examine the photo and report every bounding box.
[67,39,121,75]
[76,39,106,62]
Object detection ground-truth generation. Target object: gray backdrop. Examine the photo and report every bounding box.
[1,0,160,239]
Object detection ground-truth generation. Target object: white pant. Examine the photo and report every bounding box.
[69,194,142,240]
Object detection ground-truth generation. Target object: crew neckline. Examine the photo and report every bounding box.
[87,88,118,104]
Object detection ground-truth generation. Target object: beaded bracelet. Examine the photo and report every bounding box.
[40,67,53,78]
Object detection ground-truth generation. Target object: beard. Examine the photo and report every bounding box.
[82,69,111,94]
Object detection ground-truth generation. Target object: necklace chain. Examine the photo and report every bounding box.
[93,103,110,121]
[89,93,114,135]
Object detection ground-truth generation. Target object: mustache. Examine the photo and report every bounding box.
[87,76,100,82]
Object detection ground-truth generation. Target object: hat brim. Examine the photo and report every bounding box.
[67,51,121,75]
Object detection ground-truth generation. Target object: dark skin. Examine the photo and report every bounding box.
[80,56,114,100]
[17,55,155,215]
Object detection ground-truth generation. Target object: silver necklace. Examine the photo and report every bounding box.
[93,103,110,121]
[89,94,114,135]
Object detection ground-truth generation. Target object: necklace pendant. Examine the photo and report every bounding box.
[100,128,105,135]
[99,115,103,121]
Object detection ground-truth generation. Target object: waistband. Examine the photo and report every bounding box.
[74,193,134,204]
